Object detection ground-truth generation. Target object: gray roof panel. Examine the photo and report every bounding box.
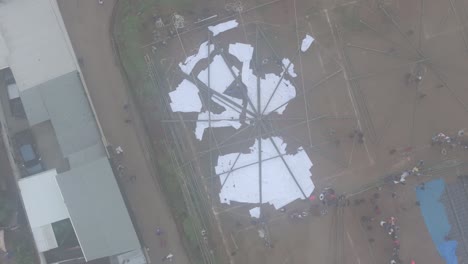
[67,143,106,168]
[37,71,101,156]
[56,157,140,261]
[20,87,49,126]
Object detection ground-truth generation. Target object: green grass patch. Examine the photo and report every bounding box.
[182,217,199,248]
[0,193,14,226]
[115,11,145,83]
[132,0,194,14]
[182,216,204,264]
[113,1,205,263]
[157,156,188,220]
[156,150,205,264]
[13,231,35,264]
[159,0,193,10]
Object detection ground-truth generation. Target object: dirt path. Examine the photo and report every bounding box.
[56,0,190,263]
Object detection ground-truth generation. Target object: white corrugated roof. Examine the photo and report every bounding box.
[32,224,59,252]
[18,169,70,228]
[0,0,76,91]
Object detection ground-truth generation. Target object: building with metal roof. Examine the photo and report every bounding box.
[0,0,76,91]
[56,157,140,261]
[18,169,70,253]
[16,71,141,260]
[20,71,104,162]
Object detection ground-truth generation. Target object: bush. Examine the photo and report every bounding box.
[0,194,14,226]
[13,233,35,264]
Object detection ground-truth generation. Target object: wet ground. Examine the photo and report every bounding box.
[117,0,468,263]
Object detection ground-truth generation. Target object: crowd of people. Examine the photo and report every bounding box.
[392,160,424,185]
[379,217,402,264]
[432,130,468,151]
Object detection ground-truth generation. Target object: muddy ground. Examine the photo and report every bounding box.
[114,0,468,263]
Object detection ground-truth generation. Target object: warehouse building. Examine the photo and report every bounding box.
[0,0,144,262]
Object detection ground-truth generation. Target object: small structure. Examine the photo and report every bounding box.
[18,170,69,253]
[20,165,143,260]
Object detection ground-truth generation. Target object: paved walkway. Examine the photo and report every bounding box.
[56,1,189,263]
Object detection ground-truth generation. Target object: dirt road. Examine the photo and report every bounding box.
[56,0,190,263]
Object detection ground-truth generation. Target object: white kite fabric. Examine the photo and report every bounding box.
[249,207,261,218]
[169,79,202,112]
[282,58,297,78]
[233,45,296,115]
[195,102,242,140]
[179,41,214,74]
[179,40,296,139]
[229,43,254,62]
[216,137,314,209]
[168,22,315,212]
[244,70,296,115]
[301,34,315,52]
[208,20,239,36]
[198,55,238,95]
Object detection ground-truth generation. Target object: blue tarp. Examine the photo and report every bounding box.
[416,178,458,264]
[438,240,458,264]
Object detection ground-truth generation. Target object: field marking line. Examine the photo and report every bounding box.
[316,45,326,74]
[230,233,239,250]
[424,26,466,40]
[306,21,344,71]
[313,161,377,187]
[213,204,247,215]
[347,135,357,167]
[294,0,313,147]
[346,231,362,264]
[324,9,374,165]
[234,212,292,234]
[448,0,468,51]
[238,9,249,43]
[418,0,423,50]
[174,27,187,58]
[323,9,343,67]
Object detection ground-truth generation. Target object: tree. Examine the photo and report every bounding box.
[13,232,35,264]
[0,193,13,226]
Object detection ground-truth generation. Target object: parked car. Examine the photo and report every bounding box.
[14,130,44,176]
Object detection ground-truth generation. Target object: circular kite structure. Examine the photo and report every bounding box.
[168,20,317,218]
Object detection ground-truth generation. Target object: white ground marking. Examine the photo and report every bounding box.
[347,231,362,264]
[294,0,314,148]
[324,9,374,165]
